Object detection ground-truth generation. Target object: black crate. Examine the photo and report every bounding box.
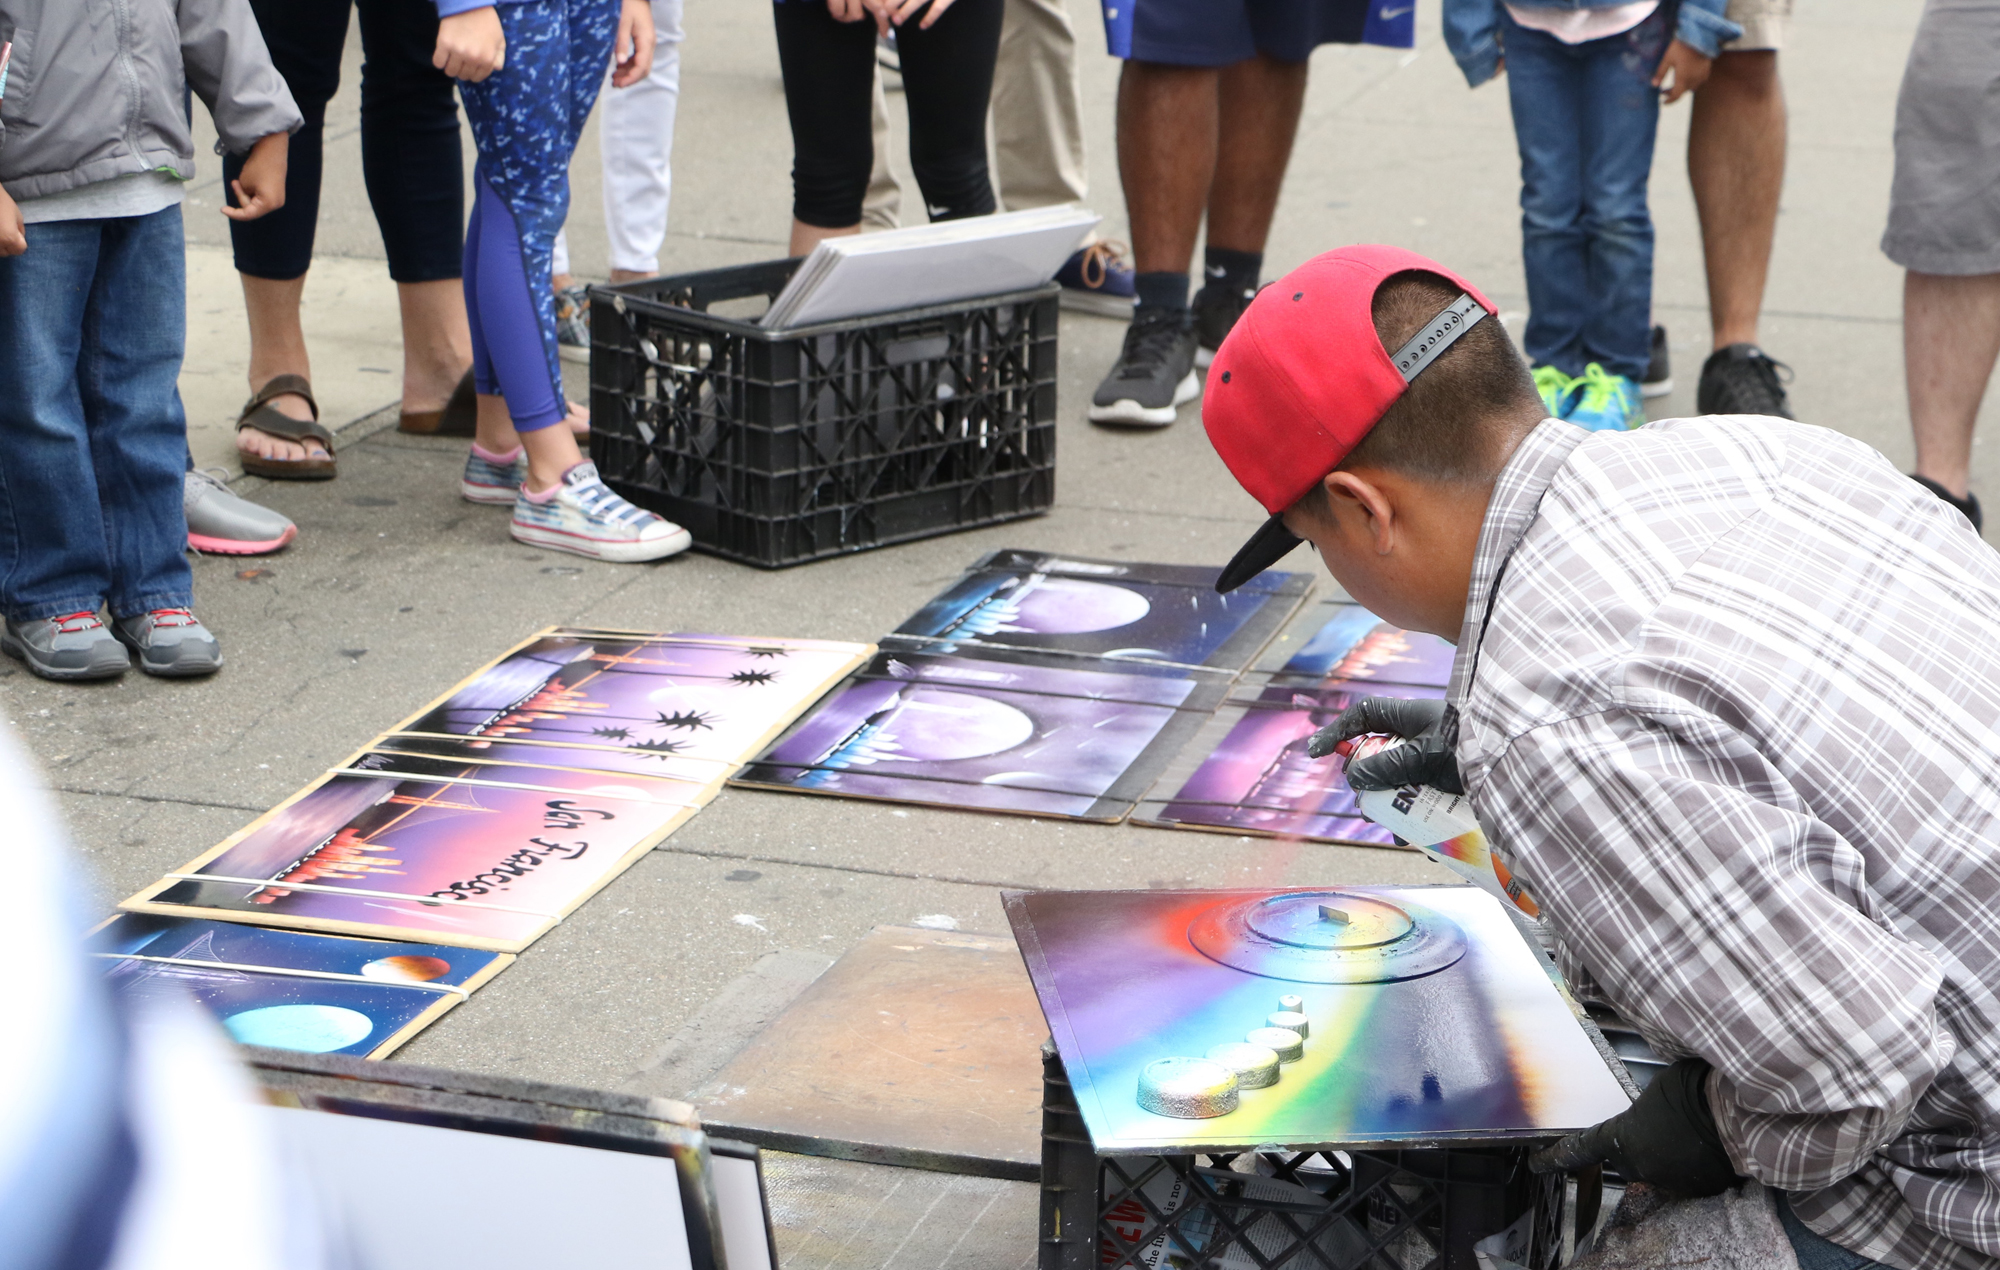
[1040,1045,1567,1270]
[587,260,1059,568]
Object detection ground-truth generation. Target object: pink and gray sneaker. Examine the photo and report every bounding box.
[185,469,296,555]
[462,443,528,505]
[510,462,691,563]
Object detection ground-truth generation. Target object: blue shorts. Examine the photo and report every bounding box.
[1100,0,1411,65]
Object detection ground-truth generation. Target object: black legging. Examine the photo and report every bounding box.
[773,0,1004,229]
[223,0,465,282]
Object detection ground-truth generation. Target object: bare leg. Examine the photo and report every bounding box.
[1688,51,1785,350]
[551,272,577,292]
[1907,271,2000,499]
[790,220,861,257]
[472,393,585,493]
[1117,61,1220,274]
[238,274,324,463]
[1204,55,1309,255]
[397,279,473,414]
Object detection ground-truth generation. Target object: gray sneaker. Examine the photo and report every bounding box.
[112,608,222,677]
[185,468,296,555]
[2,611,131,681]
[1088,308,1201,428]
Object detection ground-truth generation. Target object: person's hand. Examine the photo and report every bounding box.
[1494,56,1504,79]
[880,0,958,29]
[0,186,24,257]
[611,0,654,88]
[435,6,506,82]
[1652,39,1711,105]
[1530,1059,1742,1195]
[1307,696,1464,794]
[222,132,289,222]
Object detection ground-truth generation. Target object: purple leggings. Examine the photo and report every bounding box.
[463,174,565,432]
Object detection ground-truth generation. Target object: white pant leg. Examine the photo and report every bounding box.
[552,228,571,279]
[992,0,1086,210]
[598,0,684,275]
[862,65,902,231]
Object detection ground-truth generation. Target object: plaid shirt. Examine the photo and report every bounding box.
[1448,417,2000,1270]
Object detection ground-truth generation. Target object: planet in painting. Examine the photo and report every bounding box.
[360,955,453,983]
[223,1004,374,1052]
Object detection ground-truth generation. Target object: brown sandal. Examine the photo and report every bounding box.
[237,374,336,480]
[398,368,477,436]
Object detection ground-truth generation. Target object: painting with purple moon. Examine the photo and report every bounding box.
[733,652,1209,820]
[893,550,1312,670]
[122,765,697,951]
[93,914,512,1059]
[1005,885,1632,1153]
[392,629,872,768]
[1135,681,1445,845]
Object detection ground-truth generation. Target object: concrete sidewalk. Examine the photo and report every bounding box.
[14,0,1970,1264]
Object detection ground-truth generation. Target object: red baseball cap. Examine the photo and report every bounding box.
[1204,245,1496,592]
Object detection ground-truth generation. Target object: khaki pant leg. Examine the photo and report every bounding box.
[991,0,1089,210]
[863,67,903,231]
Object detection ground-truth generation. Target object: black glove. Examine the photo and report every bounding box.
[1528,1059,1741,1197]
[1306,696,1465,795]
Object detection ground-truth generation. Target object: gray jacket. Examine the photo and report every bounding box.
[0,0,300,201]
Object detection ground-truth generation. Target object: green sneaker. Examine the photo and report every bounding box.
[1532,364,1580,418]
[1567,363,1644,432]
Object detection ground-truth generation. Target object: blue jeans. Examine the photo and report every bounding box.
[1502,6,1666,381]
[0,207,193,622]
[1779,1194,1892,1270]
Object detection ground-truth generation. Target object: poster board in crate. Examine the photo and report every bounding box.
[589,262,1059,568]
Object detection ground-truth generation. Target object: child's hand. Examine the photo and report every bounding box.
[436,7,506,82]
[0,186,23,257]
[1652,39,1712,104]
[222,132,289,222]
[611,0,655,88]
[881,0,957,30]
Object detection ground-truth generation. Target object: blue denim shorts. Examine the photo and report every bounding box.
[1099,0,1411,65]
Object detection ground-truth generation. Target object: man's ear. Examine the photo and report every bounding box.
[1323,470,1397,556]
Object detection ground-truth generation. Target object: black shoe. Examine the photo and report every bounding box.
[1089,308,1200,428]
[1911,474,1985,533]
[1192,280,1258,368]
[1696,343,1793,418]
[1642,325,1672,398]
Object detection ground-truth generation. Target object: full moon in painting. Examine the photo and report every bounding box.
[224,1004,374,1052]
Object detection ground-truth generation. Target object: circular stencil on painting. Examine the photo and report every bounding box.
[874,688,1036,761]
[223,1004,374,1052]
[1188,889,1467,984]
[360,955,452,983]
[1006,579,1149,634]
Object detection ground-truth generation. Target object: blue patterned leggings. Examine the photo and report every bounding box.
[457,0,619,432]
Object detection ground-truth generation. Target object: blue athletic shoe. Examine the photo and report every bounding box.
[1566,363,1644,432]
[1054,240,1135,317]
[461,445,527,505]
[1532,365,1580,419]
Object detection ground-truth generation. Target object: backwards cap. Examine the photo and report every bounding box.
[1203,245,1495,592]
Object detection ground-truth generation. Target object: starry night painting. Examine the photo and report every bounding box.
[392,630,872,768]
[93,914,511,1059]
[734,651,1204,821]
[893,550,1311,671]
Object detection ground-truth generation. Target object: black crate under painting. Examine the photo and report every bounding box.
[588,261,1059,568]
[1040,1048,1567,1270]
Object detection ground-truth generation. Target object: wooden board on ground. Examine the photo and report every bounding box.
[689,924,1047,1180]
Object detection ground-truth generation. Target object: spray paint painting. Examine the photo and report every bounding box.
[393,630,873,767]
[1006,885,1631,1152]
[121,766,695,951]
[894,550,1311,670]
[734,652,1205,820]
[1251,601,1455,691]
[94,914,511,1059]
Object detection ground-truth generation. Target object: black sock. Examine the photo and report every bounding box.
[1134,271,1189,313]
[1202,246,1263,296]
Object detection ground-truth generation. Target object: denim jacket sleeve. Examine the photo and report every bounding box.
[1675,0,1744,58]
[1443,0,1504,88]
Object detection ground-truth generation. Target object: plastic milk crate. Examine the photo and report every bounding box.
[1039,1045,1568,1270]
[586,261,1059,568]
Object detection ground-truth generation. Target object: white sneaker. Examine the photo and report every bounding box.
[510,462,691,563]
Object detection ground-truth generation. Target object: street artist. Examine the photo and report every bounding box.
[1203,244,2000,1270]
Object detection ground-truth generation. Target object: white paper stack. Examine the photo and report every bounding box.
[762,204,1101,331]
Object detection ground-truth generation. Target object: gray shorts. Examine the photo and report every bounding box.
[1882,0,2000,275]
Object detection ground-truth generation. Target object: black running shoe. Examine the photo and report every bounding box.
[1642,324,1672,398]
[1696,343,1793,418]
[1911,474,1985,533]
[1193,280,1258,368]
[1089,308,1201,427]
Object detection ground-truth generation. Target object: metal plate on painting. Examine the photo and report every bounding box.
[1188,889,1467,984]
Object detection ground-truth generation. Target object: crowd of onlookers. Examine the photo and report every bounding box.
[0,0,1994,684]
